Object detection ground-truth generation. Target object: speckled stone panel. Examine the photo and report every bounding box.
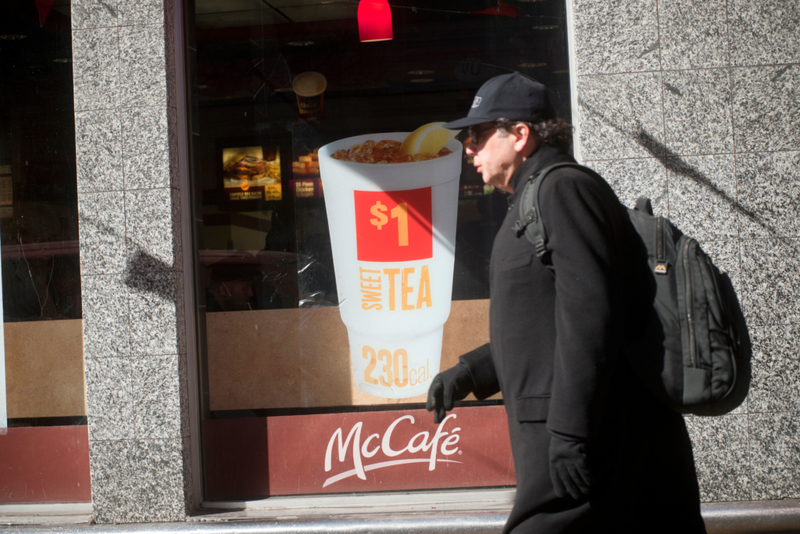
[572,0,660,75]
[732,66,800,154]
[118,0,171,27]
[71,28,119,112]
[89,439,186,523]
[577,73,665,161]
[740,239,800,325]
[120,25,168,108]
[81,275,131,360]
[588,157,669,214]
[125,189,180,272]
[728,0,800,66]
[85,357,134,441]
[89,440,139,524]
[748,325,800,413]
[75,110,123,193]
[71,0,119,30]
[122,107,172,190]
[657,0,729,70]
[132,355,182,440]
[685,415,751,501]
[737,151,800,239]
[133,439,186,522]
[72,0,192,522]
[126,271,184,356]
[749,413,800,500]
[663,69,734,156]
[667,155,738,240]
[78,192,127,275]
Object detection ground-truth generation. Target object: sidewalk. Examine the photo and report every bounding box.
[2,500,800,533]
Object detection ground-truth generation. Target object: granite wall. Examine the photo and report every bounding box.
[570,0,800,501]
[71,0,194,523]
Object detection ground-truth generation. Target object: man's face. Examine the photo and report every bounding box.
[465,122,520,193]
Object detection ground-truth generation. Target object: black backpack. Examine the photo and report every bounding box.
[514,162,751,416]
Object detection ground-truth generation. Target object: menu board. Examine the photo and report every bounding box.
[0,165,11,218]
[222,146,282,202]
[290,148,323,199]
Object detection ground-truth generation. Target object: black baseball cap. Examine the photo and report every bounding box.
[443,72,556,130]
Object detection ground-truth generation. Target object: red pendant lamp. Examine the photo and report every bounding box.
[358,0,393,42]
[35,0,55,27]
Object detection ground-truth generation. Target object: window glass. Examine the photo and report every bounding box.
[0,0,90,505]
[190,0,571,500]
[1,0,83,427]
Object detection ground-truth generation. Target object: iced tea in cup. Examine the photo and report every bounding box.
[318,133,462,399]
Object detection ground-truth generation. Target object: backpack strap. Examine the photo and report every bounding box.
[514,162,603,266]
[513,174,548,259]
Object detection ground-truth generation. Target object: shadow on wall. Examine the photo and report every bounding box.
[77,211,179,303]
[578,98,787,244]
[124,250,176,302]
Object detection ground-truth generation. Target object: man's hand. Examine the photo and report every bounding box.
[426,363,476,424]
[549,433,592,500]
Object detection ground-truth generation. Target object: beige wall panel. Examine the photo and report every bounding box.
[5,319,87,419]
[206,299,491,410]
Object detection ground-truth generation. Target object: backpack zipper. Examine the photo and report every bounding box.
[655,217,668,274]
[684,240,697,368]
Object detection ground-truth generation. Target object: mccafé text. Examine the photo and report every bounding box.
[323,413,461,487]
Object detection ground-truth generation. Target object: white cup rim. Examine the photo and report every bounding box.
[318,132,462,169]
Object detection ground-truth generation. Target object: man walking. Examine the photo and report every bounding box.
[427,73,705,533]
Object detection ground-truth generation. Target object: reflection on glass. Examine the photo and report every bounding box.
[1,0,84,429]
[1,1,79,324]
[191,0,570,499]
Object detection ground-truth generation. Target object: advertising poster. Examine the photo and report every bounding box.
[202,128,510,499]
[318,132,462,399]
[222,145,282,202]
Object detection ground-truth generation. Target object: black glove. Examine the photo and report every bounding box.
[426,363,476,424]
[549,432,592,500]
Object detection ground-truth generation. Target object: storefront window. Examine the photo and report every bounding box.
[0,0,90,504]
[190,0,571,500]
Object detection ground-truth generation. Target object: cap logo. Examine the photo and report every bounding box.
[471,96,482,108]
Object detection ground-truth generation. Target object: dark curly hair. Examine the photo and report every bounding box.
[496,118,574,152]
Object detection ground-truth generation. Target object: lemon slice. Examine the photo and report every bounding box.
[400,122,460,156]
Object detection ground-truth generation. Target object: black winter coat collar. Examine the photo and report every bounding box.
[509,144,575,198]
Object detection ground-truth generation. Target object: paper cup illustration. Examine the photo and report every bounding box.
[318,133,462,398]
[292,71,327,114]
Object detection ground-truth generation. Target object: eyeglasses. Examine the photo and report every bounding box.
[466,123,498,150]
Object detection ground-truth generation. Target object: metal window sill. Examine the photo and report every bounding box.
[3,498,800,533]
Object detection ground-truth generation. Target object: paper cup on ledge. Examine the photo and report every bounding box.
[292,71,327,114]
[318,133,462,399]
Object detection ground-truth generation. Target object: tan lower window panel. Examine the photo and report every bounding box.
[4,319,87,419]
[206,299,492,410]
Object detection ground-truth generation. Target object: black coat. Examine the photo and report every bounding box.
[461,145,706,533]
